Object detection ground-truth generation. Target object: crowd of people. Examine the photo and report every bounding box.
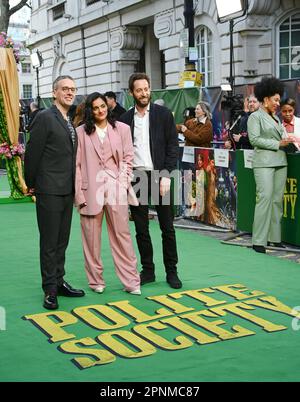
[23,73,300,309]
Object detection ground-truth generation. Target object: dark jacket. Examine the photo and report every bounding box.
[24,105,77,195]
[112,103,127,120]
[231,113,253,150]
[26,109,40,132]
[119,103,179,173]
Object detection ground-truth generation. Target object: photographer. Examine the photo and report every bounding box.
[225,95,259,150]
[232,95,260,149]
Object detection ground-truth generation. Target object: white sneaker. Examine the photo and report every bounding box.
[94,286,104,293]
[124,288,141,295]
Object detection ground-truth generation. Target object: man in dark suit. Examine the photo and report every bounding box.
[24,75,85,310]
[104,91,126,120]
[120,72,182,289]
[26,102,40,132]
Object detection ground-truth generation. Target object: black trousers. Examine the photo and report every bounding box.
[130,171,178,274]
[36,193,73,294]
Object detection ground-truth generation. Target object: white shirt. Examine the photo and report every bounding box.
[133,106,153,170]
[197,116,207,124]
[96,125,107,143]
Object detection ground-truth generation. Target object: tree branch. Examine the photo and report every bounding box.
[8,0,29,17]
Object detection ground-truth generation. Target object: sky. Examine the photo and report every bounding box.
[9,0,31,24]
[8,0,31,43]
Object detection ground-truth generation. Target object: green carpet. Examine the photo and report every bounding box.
[0,203,300,382]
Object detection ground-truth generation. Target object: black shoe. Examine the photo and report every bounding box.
[267,242,286,248]
[166,271,182,289]
[57,281,85,297]
[253,245,266,254]
[140,270,156,286]
[43,293,58,310]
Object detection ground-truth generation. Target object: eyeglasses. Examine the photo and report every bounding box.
[60,86,77,93]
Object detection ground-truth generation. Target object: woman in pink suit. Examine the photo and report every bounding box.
[75,92,141,295]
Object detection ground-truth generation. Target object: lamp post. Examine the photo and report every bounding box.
[184,0,195,72]
[179,0,202,87]
[30,50,43,109]
[215,0,248,95]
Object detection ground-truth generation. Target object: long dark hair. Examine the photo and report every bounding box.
[83,92,116,135]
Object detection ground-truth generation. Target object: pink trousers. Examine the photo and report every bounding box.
[80,204,140,292]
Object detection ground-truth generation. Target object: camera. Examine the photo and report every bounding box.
[221,94,244,122]
[182,107,195,120]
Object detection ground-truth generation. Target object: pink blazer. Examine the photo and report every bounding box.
[75,121,138,215]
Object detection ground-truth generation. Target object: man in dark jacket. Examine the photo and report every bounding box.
[120,72,182,289]
[26,102,40,132]
[104,91,126,120]
[24,75,85,310]
[230,94,260,150]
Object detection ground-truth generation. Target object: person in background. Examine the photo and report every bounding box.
[248,77,296,254]
[177,101,213,147]
[120,72,182,289]
[24,75,85,310]
[233,95,260,149]
[75,92,141,295]
[104,91,126,120]
[225,94,260,150]
[26,102,40,131]
[280,98,300,151]
[67,104,77,122]
[73,101,86,128]
[154,98,165,106]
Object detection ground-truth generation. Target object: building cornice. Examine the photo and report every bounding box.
[248,0,281,15]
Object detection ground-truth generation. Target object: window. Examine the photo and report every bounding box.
[23,85,32,99]
[279,13,300,79]
[21,63,31,74]
[52,3,65,20]
[195,26,213,87]
[86,0,101,5]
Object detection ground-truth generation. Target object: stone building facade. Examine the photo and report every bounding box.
[27,0,300,97]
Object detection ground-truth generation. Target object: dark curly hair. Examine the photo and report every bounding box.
[254,76,284,102]
[280,97,296,109]
[83,92,116,135]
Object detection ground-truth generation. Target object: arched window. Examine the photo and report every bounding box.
[195,26,213,87]
[279,13,300,79]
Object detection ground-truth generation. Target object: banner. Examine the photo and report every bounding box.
[178,147,237,230]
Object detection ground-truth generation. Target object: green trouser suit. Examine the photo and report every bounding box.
[248,108,287,246]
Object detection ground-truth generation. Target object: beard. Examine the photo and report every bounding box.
[133,94,151,108]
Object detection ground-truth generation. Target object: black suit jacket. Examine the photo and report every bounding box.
[24,105,77,195]
[112,103,127,121]
[119,103,179,173]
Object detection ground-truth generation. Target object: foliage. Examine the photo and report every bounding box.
[0,142,25,159]
[0,31,20,63]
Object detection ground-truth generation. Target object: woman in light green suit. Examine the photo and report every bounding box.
[248,77,296,253]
